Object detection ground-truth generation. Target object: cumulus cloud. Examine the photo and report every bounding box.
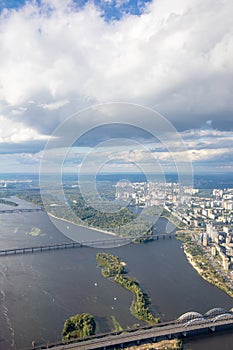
[0,0,232,128]
[0,115,48,143]
[0,0,232,172]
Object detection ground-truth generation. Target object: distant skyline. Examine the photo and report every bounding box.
[0,0,232,174]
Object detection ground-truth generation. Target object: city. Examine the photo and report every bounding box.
[116,181,233,273]
[0,0,232,349]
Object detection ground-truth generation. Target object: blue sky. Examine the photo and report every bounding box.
[0,0,152,20]
[0,0,232,174]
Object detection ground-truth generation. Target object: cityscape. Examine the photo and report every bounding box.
[116,181,233,273]
[0,0,233,349]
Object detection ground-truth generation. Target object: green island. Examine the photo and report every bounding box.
[26,227,45,237]
[96,252,160,324]
[0,198,18,206]
[61,312,182,349]
[16,189,153,238]
[62,313,96,341]
[177,231,233,298]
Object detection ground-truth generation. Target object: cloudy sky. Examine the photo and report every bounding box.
[0,0,232,174]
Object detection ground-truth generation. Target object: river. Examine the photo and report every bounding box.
[0,198,233,349]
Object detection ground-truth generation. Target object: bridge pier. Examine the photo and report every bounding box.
[18,315,233,350]
[0,234,176,258]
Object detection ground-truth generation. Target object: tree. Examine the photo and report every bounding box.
[62,313,96,341]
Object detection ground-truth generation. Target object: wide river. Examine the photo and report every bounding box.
[0,198,233,350]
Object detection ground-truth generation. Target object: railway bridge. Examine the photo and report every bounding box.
[29,308,233,349]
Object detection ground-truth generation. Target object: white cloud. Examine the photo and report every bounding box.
[39,99,69,110]
[0,0,232,127]
[0,0,232,172]
[0,115,48,143]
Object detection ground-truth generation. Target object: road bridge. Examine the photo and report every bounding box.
[0,234,175,257]
[28,308,233,349]
[0,208,43,213]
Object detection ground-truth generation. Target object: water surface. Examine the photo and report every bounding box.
[0,198,233,349]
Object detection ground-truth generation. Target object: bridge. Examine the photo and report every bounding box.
[29,308,233,349]
[0,234,175,257]
[0,208,43,213]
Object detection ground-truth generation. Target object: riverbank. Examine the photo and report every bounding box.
[48,212,117,237]
[177,231,233,299]
[125,339,182,350]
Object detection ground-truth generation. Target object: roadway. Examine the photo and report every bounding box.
[32,317,233,350]
[0,208,42,213]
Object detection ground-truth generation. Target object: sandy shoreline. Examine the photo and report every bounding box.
[183,249,203,275]
[183,248,213,285]
[47,212,117,237]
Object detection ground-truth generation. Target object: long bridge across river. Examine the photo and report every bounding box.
[0,208,43,213]
[0,233,175,257]
[29,308,233,349]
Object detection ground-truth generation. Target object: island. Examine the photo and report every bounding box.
[62,313,96,341]
[96,252,160,324]
[0,198,18,206]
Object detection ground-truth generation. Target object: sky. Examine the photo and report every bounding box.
[0,0,232,174]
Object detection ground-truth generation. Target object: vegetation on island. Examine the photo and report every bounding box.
[177,231,233,298]
[16,189,43,207]
[96,252,125,277]
[132,228,153,244]
[62,313,96,341]
[96,253,160,324]
[110,315,123,332]
[16,187,154,238]
[26,227,45,237]
[0,198,18,206]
